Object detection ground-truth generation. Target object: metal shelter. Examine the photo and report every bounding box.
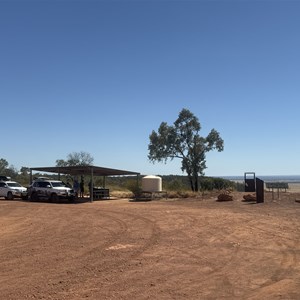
[29,165,140,202]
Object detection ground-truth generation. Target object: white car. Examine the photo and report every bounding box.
[27,179,76,202]
[0,181,28,200]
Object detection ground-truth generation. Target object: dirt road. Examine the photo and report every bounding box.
[1,193,300,299]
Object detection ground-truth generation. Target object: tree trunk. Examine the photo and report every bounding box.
[194,175,199,192]
[191,171,199,192]
[188,174,195,191]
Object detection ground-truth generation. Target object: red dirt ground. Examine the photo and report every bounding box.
[1,192,300,299]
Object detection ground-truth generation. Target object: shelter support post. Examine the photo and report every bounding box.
[90,167,94,202]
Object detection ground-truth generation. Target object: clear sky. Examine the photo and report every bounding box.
[1,0,300,177]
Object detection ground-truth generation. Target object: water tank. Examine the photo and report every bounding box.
[142,175,162,192]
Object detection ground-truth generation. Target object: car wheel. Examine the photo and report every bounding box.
[6,192,13,200]
[50,193,59,202]
[30,192,39,202]
[68,196,75,203]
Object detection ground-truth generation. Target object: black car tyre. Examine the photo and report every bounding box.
[68,196,75,203]
[6,191,13,200]
[30,192,39,202]
[50,193,59,203]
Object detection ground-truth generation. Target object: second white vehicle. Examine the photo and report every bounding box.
[27,179,76,202]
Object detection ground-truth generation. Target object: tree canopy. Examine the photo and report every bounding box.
[0,158,18,179]
[148,108,224,191]
[56,151,94,167]
[0,158,9,173]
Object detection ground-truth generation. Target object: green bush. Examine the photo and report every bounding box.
[125,179,142,196]
[199,177,235,191]
[164,178,186,191]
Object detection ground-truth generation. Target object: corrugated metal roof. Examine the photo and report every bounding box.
[30,165,140,176]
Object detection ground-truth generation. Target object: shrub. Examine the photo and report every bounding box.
[125,179,142,196]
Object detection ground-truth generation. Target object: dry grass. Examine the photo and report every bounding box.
[109,183,300,202]
[284,182,300,193]
[110,190,133,198]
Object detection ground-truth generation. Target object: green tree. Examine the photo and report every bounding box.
[5,165,18,179]
[148,108,224,192]
[0,158,9,174]
[0,158,18,179]
[20,166,30,176]
[18,166,30,185]
[56,151,94,167]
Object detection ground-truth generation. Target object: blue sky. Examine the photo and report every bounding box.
[1,0,300,176]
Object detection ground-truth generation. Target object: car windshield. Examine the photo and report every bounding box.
[7,182,22,187]
[51,182,65,188]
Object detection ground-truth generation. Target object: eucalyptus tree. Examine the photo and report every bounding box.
[148,108,224,192]
[0,158,18,178]
[56,151,94,167]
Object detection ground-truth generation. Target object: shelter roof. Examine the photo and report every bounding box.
[30,165,140,177]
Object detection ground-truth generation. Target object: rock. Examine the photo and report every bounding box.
[243,194,256,202]
[217,193,233,201]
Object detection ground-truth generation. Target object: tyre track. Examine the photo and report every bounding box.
[153,207,300,300]
[58,208,161,299]
[240,219,300,299]
[1,199,300,300]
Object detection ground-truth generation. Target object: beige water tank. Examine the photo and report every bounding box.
[142,175,162,192]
